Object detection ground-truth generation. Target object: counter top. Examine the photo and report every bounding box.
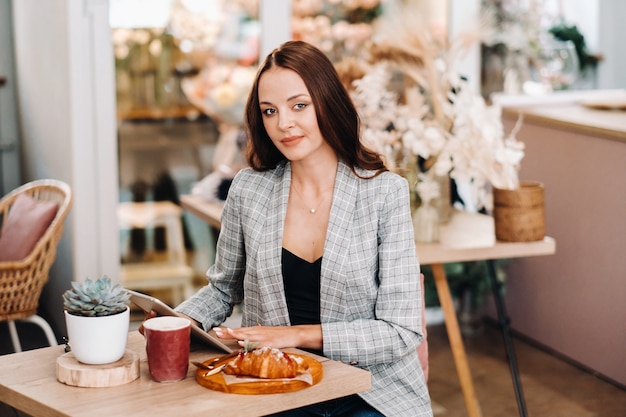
[495,90,626,143]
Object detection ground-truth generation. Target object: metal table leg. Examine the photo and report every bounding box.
[486,260,528,417]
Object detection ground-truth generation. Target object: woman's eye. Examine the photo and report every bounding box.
[294,103,307,111]
[262,108,276,116]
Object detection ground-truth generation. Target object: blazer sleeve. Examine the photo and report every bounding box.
[322,174,424,367]
[175,172,248,330]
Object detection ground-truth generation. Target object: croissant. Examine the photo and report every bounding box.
[223,346,309,379]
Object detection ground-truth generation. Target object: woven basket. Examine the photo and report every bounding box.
[493,181,545,242]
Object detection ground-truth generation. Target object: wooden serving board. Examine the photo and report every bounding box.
[196,354,323,394]
[56,349,140,388]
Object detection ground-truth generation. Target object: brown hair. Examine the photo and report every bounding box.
[244,40,387,176]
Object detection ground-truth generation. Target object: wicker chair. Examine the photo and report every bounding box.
[0,179,72,352]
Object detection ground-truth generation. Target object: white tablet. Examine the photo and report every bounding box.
[127,289,237,353]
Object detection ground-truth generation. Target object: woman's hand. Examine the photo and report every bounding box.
[213,324,322,351]
[137,309,157,336]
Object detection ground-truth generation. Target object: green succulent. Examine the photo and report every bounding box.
[63,276,130,317]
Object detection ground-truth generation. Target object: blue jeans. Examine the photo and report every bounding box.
[265,394,384,417]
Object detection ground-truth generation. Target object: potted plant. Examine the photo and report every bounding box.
[62,276,131,365]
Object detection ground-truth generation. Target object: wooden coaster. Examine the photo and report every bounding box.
[56,349,140,387]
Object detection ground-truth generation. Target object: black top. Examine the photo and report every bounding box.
[282,248,322,326]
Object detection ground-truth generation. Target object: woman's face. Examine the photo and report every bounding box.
[257,67,330,162]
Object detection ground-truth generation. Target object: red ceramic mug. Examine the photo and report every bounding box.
[144,316,191,382]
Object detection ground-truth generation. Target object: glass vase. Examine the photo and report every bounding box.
[530,37,579,91]
[413,201,440,243]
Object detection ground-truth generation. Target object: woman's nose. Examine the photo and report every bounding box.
[278,114,294,130]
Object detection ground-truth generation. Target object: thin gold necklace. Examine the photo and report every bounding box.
[291,183,332,214]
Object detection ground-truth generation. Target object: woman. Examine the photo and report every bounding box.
[176,40,432,416]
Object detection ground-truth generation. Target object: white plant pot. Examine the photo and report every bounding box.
[64,306,130,365]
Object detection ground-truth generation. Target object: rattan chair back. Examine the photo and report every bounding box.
[0,179,72,321]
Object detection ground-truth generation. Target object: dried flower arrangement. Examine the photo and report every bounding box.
[337,6,525,212]
[292,0,383,60]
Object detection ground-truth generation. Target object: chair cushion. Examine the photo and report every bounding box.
[0,194,59,262]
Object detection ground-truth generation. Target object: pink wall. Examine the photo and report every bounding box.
[494,114,626,386]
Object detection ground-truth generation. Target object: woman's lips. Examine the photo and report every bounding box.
[281,136,303,146]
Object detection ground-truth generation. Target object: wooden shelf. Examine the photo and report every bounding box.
[117,105,202,121]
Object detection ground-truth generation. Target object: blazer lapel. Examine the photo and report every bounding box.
[252,162,358,324]
[320,161,357,321]
[255,164,291,325]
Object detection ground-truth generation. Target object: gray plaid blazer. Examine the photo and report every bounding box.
[177,160,432,416]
